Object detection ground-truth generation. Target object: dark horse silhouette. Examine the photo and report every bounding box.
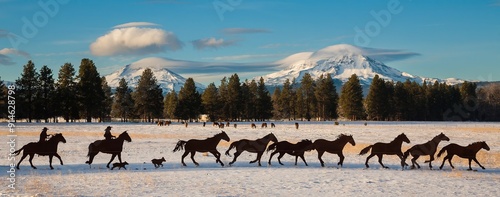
[86,131,132,168]
[173,131,230,167]
[359,133,410,168]
[402,132,450,170]
[225,133,278,166]
[14,133,66,170]
[267,139,314,166]
[310,134,356,167]
[437,141,490,171]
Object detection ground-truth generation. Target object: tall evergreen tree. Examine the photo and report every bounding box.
[112,78,134,122]
[0,77,7,119]
[256,77,272,121]
[227,74,242,121]
[175,78,201,121]
[392,81,410,120]
[271,87,282,119]
[279,79,293,120]
[16,60,38,122]
[459,81,478,120]
[295,87,305,121]
[218,77,229,120]
[100,77,113,122]
[133,68,163,122]
[339,74,364,120]
[56,63,79,122]
[365,75,389,120]
[163,91,178,120]
[201,83,219,121]
[241,80,256,121]
[315,74,338,120]
[77,58,104,122]
[35,65,55,122]
[300,73,316,121]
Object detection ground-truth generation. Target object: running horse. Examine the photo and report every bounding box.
[359,133,410,168]
[14,133,66,170]
[86,131,132,168]
[310,134,356,167]
[402,132,450,170]
[437,141,490,171]
[173,131,230,167]
[267,139,314,166]
[225,133,278,166]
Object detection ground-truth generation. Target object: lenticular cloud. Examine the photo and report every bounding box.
[90,27,183,56]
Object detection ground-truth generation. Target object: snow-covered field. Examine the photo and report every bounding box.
[1,121,499,196]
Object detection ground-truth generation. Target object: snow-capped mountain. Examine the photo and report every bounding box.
[105,57,205,93]
[260,44,463,87]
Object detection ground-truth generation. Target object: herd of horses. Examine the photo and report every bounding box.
[13,128,491,172]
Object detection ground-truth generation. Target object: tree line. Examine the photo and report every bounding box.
[2,59,500,122]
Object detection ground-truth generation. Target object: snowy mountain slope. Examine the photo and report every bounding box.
[260,44,463,86]
[105,57,205,93]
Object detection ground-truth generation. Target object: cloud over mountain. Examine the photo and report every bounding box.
[192,37,236,50]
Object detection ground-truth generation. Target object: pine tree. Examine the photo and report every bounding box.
[218,77,229,120]
[256,77,272,121]
[0,77,7,118]
[163,91,178,120]
[133,68,163,122]
[315,74,338,121]
[240,80,255,121]
[100,77,113,122]
[393,81,409,120]
[295,87,305,121]
[176,78,201,121]
[16,60,38,122]
[112,78,134,122]
[271,87,282,119]
[77,58,104,122]
[279,79,293,120]
[34,65,55,122]
[339,74,365,120]
[201,83,219,121]
[300,73,316,121]
[459,81,478,120]
[56,63,79,122]
[227,74,242,121]
[365,75,389,120]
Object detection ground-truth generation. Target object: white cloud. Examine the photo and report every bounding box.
[192,37,236,50]
[113,22,160,29]
[90,27,183,56]
[0,48,31,66]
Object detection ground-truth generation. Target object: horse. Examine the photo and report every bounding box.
[271,123,275,128]
[225,133,278,166]
[14,133,66,170]
[219,124,225,129]
[267,139,314,166]
[310,134,356,167]
[437,141,490,171]
[173,131,230,167]
[85,131,132,168]
[402,133,450,170]
[359,133,410,168]
[213,122,219,127]
[294,122,299,129]
[251,123,256,129]
[261,123,267,128]
[226,122,230,127]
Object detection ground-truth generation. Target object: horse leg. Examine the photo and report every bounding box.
[255,152,264,166]
[294,155,298,165]
[107,154,117,168]
[190,151,199,166]
[229,151,241,165]
[210,151,223,166]
[377,154,388,169]
[439,156,447,170]
[411,155,420,169]
[299,155,308,166]
[54,153,63,165]
[49,155,54,170]
[338,153,345,167]
[365,153,375,168]
[268,151,277,165]
[473,158,486,170]
[16,152,28,170]
[317,151,325,167]
[447,155,455,169]
[28,153,37,169]
[277,152,285,165]
[467,159,473,171]
[428,155,434,169]
[181,151,189,166]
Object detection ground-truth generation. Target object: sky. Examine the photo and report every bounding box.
[1,0,499,85]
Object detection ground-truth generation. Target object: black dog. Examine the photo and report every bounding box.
[111,161,129,170]
[152,157,166,168]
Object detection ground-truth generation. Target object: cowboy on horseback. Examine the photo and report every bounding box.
[39,127,50,143]
[104,126,115,140]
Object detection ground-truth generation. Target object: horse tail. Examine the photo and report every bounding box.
[437,146,448,158]
[267,142,277,153]
[225,141,237,157]
[359,145,373,155]
[13,146,25,156]
[173,140,187,152]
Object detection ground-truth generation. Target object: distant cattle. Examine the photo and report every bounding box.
[219,124,225,129]
[251,123,256,129]
[271,123,276,128]
[261,123,268,128]
[213,122,219,127]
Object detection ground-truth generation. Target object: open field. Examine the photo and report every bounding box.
[1,121,499,196]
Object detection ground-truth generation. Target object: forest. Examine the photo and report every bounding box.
[2,59,500,122]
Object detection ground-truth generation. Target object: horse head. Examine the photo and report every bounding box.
[437,132,450,141]
[346,135,356,146]
[119,131,132,142]
[266,133,278,143]
[219,131,230,142]
[399,133,410,144]
[481,141,490,151]
[50,133,66,143]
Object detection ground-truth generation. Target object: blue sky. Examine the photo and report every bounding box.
[1,0,499,85]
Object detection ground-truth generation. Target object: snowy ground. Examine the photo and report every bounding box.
[1,121,499,196]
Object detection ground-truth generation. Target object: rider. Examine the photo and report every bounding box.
[104,126,115,140]
[39,127,49,143]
